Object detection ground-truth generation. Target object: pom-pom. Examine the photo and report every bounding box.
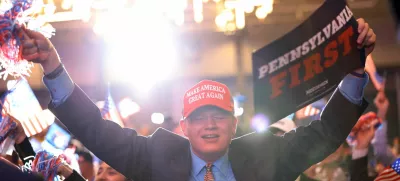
[0,0,55,80]
[32,150,63,181]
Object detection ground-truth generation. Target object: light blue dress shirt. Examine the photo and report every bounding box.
[190,149,236,181]
[43,66,369,181]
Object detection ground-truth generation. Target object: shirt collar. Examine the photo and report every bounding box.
[190,147,230,178]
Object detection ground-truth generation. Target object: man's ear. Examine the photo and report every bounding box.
[180,119,189,137]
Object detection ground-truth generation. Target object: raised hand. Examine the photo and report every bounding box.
[354,119,377,149]
[374,91,389,120]
[356,18,376,57]
[21,27,60,74]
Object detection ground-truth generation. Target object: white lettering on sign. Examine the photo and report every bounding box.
[258,6,354,79]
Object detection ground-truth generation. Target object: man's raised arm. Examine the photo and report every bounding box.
[274,18,376,179]
[21,28,151,180]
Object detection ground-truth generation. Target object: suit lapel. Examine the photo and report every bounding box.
[167,143,192,181]
[229,146,255,181]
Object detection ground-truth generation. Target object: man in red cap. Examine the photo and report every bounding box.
[20,18,375,181]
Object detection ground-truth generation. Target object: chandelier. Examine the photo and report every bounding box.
[213,0,274,32]
[33,0,274,33]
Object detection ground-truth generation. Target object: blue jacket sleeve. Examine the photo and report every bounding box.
[276,88,368,179]
[49,86,152,180]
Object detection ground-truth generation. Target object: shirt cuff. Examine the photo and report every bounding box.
[43,66,74,107]
[352,148,369,160]
[338,72,369,105]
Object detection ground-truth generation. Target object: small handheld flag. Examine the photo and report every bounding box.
[100,84,124,127]
[375,158,400,181]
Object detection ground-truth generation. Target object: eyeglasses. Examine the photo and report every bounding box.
[188,114,232,122]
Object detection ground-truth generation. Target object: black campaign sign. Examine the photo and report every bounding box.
[252,0,365,124]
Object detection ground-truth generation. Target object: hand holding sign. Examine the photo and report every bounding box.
[253,0,376,124]
[353,18,376,75]
[356,18,376,57]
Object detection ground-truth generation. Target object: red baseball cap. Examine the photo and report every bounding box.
[182,80,234,119]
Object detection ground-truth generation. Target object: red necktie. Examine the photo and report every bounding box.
[204,163,214,181]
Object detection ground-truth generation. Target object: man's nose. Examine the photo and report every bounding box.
[204,117,217,130]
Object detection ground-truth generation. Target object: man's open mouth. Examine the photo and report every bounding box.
[201,134,220,139]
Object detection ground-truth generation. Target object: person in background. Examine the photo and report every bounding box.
[302,144,351,181]
[0,156,43,181]
[77,151,95,181]
[268,118,297,136]
[269,118,350,181]
[391,137,400,158]
[11,116,86,181]
[371,91,396,167]
[2,150,22,167]
[20,18,375,181]
[96,161,132,181]
[349,117,380,181]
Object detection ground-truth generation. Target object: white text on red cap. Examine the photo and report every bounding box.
[186,85,226,104]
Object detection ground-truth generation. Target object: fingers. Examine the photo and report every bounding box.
[21,39,52,62]
[22,39,35,48]
[374,91,387,105]
[23,28,45,39]
[357,18,366,45]
[374,94,380,105]
[363,28,376,47]
[357,18,365,33]
[22,39,51,51]
[22,51,39,61]
[370,119,379,126]
[35,39,52,51]
[357,18,376,56]
[357,22,369,46]
[23,46,38,55]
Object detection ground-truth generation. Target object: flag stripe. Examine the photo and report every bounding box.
[376,158,400,181]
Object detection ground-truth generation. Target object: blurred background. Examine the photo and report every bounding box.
[1,0,399,149]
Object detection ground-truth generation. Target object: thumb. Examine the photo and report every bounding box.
[22,27,44,40]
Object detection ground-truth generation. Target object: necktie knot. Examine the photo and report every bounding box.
[206,163,212,171]
[204,163,214,181]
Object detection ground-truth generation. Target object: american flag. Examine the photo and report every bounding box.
[375,158,400,181]
[100,87,124,127]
